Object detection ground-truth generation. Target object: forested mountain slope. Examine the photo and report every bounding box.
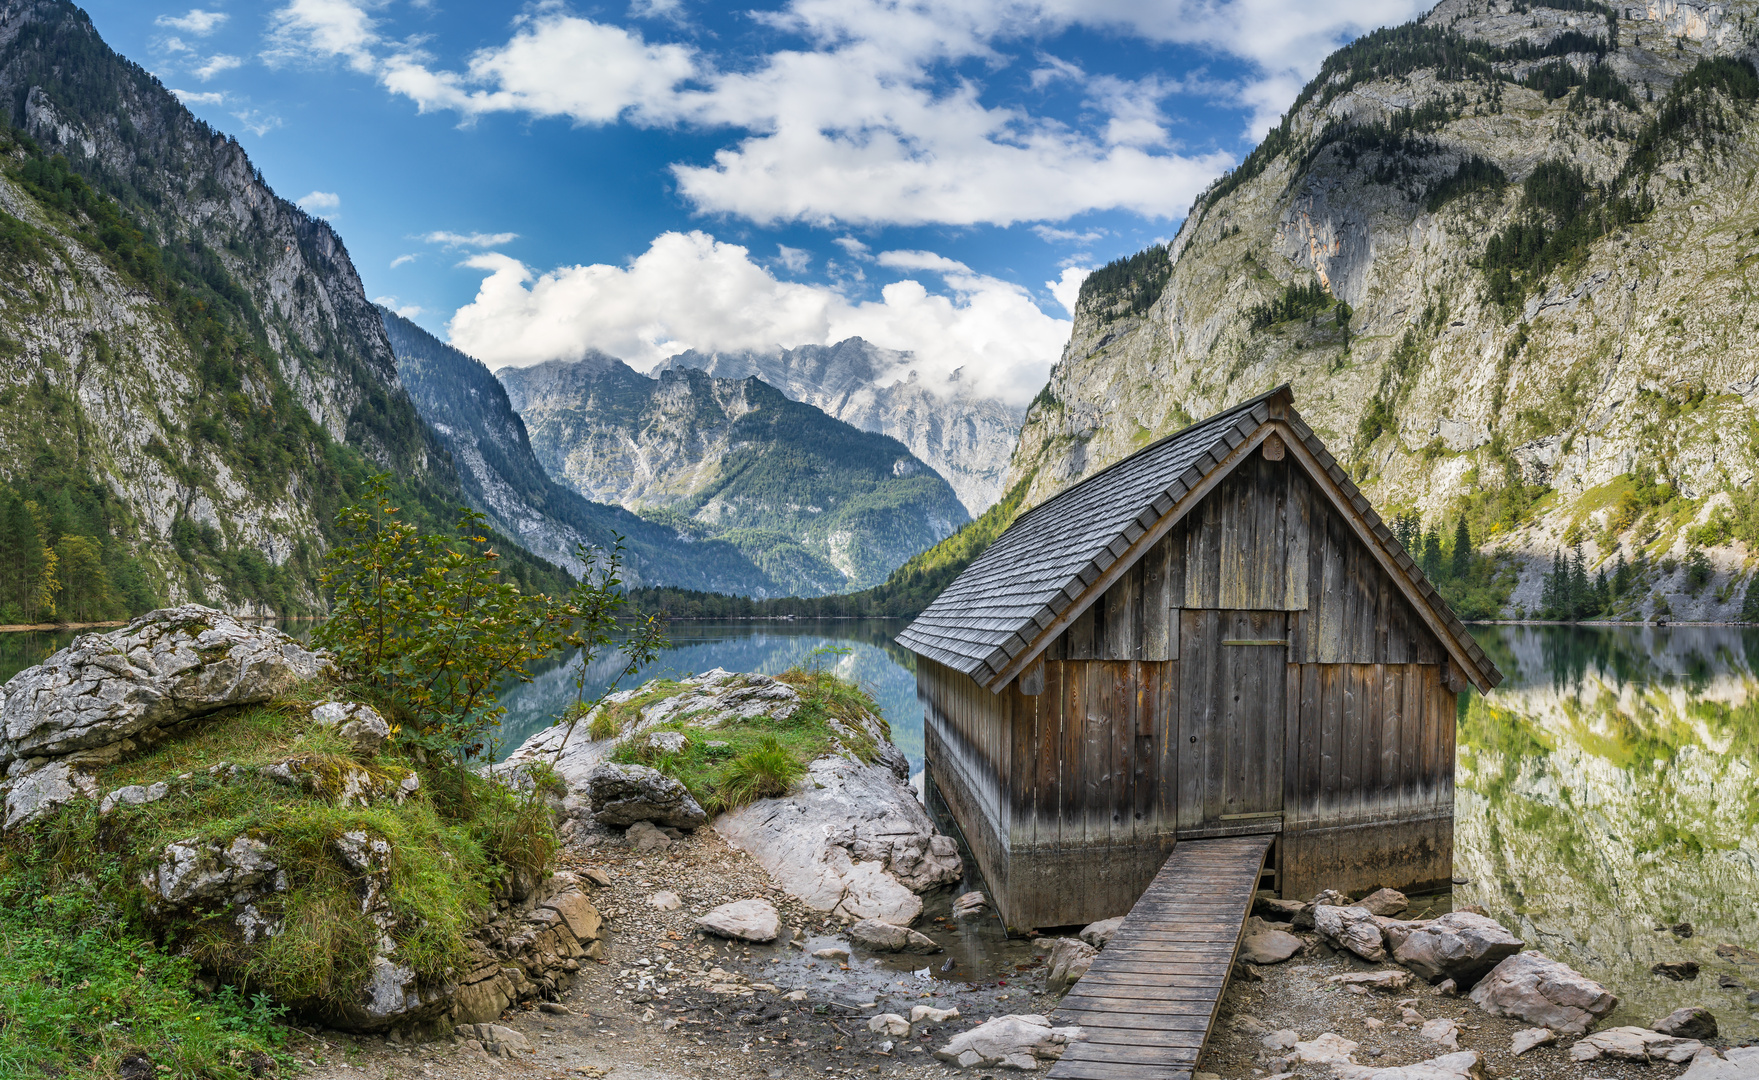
[499,357,970,596]
[379,308,778,593]
[1006,0,1759,621]
[0,0,561,622]
[659,338,1025,516]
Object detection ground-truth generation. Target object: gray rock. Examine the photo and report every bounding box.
[953,891,989,919]
[1333,1050,1486,1080]
[1327,970,1411,991]
[1652,960,1700,980]
[1294,889,1350,930]
[648,890,682,911]
[0,606,328,768]
[848,917,940,954]
[1652,1006,1717,1040]
[99,781,169,815]
[935,1014,1082,1070]
[697,898,781,942]
[1392,910,1523,986]
[1044,937,1098,991]
[264,755,419,808]
[456,1023,532,1058]
[1358,888,1409,916]
[1569,1026,1703,1064]
[2,760,100,828]
[868,1013,911,1036]
[1079,916,1123,948]
[143,835,283,906]
[1681,1047,1759,1080]
[1314,904,1387,962]
[1468,952,1618,1035]
[588,763,706,828]
[1510,1028,1555,1055]
[626,820,673,852]
[813,947,850,961]
[1241,928,1305,965]
[645,730,687,754]
[310,702,391,754]
[912,1005,959,1023]
[1254,896,1307,921]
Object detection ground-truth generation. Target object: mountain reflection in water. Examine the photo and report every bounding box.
[1458,624,1759,1038]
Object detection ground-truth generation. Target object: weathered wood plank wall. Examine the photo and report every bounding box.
[917,443,1458,927]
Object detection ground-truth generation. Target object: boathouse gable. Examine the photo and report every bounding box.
[900,386,1502,929]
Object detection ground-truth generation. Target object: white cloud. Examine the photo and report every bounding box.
[1047,266,1090,315]
[833,236,872,259]
[171,89,226,106]
[157,9,228,35]
[232,109,282,136]
[193,54,242,80]
[264,0,381,74]
[390,253,418,268]
[420,230,519,248]
[448,230,1067,405]
[1034,224,1106,243]
[775,245,811,273]
[628,0,687,22]
[297,190,341,215]
[374,295,425,318]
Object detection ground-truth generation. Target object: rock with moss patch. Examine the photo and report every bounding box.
[142,835,285,907]
[264,754,420,807]
[587,762,706,828]
[0,605,330,774]
[309,702,391,754]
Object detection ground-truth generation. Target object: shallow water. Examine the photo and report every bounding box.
[7,619,1757,1021]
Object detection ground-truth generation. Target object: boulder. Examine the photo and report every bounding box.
[1652,960,1700,980]
[935,1014,1081,1070]
[1652,1006,1716,1040]
[587,763,706,828]
[848,917,939,954]
[1510,1028,1555,1055]
[1293,889,1350,930]
[1079,916,1124,948]
[952,892,989,919]
[2,760,100,828]
[309,702,391,754]
[868,1013,911,1037]
[1313,905,1387,962]
[264,755,419,807]
[0,606,328,770]
[1358,888,1409,916]
[142,835,283,907]
[1241,926,1305,965]
[1569,1026,1703,1064]
[1681,1047,1759,1080]
[1044,937,1098,991]
[1468,952,1618,1034]
[626,820,673,853]
[1392,911,1523,986]
[697,898,781,943]
[1334,1051,1486,1080]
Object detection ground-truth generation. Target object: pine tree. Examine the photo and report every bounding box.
[1421,529,1443,582]
[1450,518,1473,582]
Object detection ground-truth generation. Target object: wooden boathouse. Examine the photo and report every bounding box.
[898,385,1502,932]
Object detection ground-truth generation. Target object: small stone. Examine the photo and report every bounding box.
[1079,916,1124,948]
[1261,1029,1298,1052]
[697,899,782,943]
[1254,896,1307,921]
[645,731,687,755]
[1435,978,1458,996]
[1653,960,1700,981]
[1241,928,1304,965]
[847,918,940,954]
[626,820,672,853]
[310,701,391,754]
[648,891,682,911]
[1293,889,1349,930]
[1420,1018,1460,1050]
[1364,1018,1383,1031]
[581,866,612,887]
[1400,1008,1424,1026]
[1510,1027,1555,1055]
[99,782,170,815]
[813,947,851,961]
[1293,1033,1359,1065]
[868,1013,911,1037]
[1326,970,1411,992]
[1717,974,1746,990]
[537,1003,571,1015]
[911,1005,959,1024]
[951,892,989,919]
[1652,1007,1717,1040]
[1671,921,1694,938]
[783,989,808,1002]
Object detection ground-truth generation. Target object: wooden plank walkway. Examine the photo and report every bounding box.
[1046,834,1273,1080]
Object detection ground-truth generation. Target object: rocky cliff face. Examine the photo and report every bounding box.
[660,338,1024,516]
[499,357,970,596]
[0,1,531,615]
[1007,0,1759,619]
[379,308,777,594]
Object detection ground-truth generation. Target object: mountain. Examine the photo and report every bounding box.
[498,356,971,596]
[658,338,1025,515]
[378,308,778,594]
[0,1,562,622]
[1005,0,1759,621]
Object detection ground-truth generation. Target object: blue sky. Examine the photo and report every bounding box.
[81,0,1429,404]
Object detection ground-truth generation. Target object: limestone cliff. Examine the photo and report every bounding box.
[1007,0,1759,620]
[660,338,1024,516]
[498,356,970,596]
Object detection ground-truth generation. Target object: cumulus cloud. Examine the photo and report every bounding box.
[374,295,425,318]
[297,190,340,215]
[157,9,228,35]
[193,54,242,80]
[264,0,381,73]
[1047,266,1090,315]
[171,89,226,106]
[775,245,811,273]
[447,231,1067,405]
[420,230,519,248]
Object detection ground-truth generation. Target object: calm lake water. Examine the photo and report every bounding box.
[5,620,1757,1031]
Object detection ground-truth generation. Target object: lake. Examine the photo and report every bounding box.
[5,619,1757,1032]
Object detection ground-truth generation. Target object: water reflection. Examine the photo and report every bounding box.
[1457,624,1759,1039]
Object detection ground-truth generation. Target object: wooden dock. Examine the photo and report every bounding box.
[1047,835,1274,1080]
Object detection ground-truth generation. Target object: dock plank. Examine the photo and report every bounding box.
[1047,835,1270,1080]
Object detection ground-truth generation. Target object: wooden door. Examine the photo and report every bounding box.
[1177,610,1288,835]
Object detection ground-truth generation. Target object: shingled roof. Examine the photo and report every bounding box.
[897,385,1502,693]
